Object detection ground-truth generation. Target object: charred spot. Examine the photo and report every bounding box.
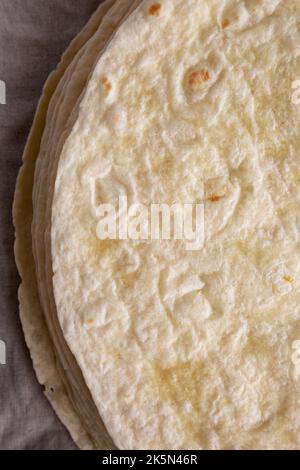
[101,77,112,94]
[188,69,210,90]
[149,3,161,16]
[221,18,230,29]
[208,195,223,203]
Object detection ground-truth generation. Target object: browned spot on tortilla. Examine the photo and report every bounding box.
[119,271,140,289]
[87,237,120,259]
[152,360,217,447]
[149,3,161,16]
[221,18,230,29]
[101,77,112,94]
[122,135,136,149]
[283,275,294,284]
[208,194,223,203]
[188,69,210,90]
[153,155,173,176]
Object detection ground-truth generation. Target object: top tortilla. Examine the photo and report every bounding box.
[51,0,300,449]
[15,0,300,450]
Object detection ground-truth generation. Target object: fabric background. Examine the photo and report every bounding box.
[0,0,104,450]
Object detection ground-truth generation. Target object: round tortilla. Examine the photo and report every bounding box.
[15,0,300,450]
[51,0,300,450]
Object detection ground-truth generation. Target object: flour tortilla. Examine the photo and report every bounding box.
[51,0,300,450]
[15,0,300,450]
[13,0,137,449]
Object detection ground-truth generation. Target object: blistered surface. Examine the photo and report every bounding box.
[52,0,300,449]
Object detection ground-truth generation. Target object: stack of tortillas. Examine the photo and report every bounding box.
[13,0,300,450]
